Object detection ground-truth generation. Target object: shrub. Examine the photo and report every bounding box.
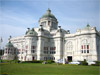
[80,59,88,65]
[46,60,54,64]
[13,60,20,63]
[32,60,43,63]
[0,60,20,63]
[91,61,100,66]
[21,60,43,63]
[0,60,2,63]
[1,60,11,63]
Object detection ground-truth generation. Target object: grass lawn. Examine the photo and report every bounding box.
[0,63,100,75]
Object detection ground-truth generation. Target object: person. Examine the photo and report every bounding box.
[66,59,68,64]
[42,61,46,64]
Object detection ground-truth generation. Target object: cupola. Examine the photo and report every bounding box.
[39,8,58,31]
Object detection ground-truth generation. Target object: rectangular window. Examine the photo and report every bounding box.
[44,47,48,54]
[26,50,27,53]
[53,57,55,60]
[48,21,50,26]
[44,57,46,60]
[81,45,83,49]
[87,50,89,53]
[32,46,35,49]
[14,50,16,54]
[54,47,56,50]
[81,50,83,53]
[5,51,7,53]
[50,47,56,50]
[84,50,86,53]
[26,46,28,49]
[87,45,89,49]
[21,57,23,59]
[31,50,35,53]
[44,47,48,50]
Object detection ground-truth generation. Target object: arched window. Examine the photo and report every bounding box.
[66,41,73,51]
[41,21,46,26]
[81,39,89,53]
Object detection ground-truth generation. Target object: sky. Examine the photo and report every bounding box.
[0,0,100,48]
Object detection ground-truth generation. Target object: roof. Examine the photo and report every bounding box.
[41,8,56,19]
[84,24,91,29]
[25,28,37,36]
[6,41,13,47]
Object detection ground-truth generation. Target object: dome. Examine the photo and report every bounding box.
[85,24,91,29]
[6,41,13,47]
[41,8,56,19]
[26,28,37,36]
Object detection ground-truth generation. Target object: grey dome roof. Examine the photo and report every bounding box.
[41,8,56,19]
[26,28,37,36]
[6,41,13,47]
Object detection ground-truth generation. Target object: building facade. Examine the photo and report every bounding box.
[2,9,100,62]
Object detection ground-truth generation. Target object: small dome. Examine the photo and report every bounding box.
[6,41,13,47]
[85,24,91,29]
[26,28,37,36]
[41,8,56,19]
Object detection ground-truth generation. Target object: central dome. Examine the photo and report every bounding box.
[41,8,56,19]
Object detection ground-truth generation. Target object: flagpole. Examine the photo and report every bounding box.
[0,37,2,50]
[0,37,3,58]
[0,37,3,49]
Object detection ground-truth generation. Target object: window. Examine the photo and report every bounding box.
[14,50,16,54]
[31,50,35,53]
[84,50,86,53]
[32,46,35,49]
[81,50,83,53]
[81,39,90,54]
[87,50,89,53]
[5,51,7,53]
[49,57,55,60]
[26,45,28,49]
[44,57,48,60]
[66,42,73,51]
[26,50,27,53]
[52,22,57,29]
[17,52,20,54]
[48,21,50,26]
[44,47,48,54]
[22,52,23,54]
[44,47,48,50]
[50,47,56,54]
[31,46,36,53]
[81,45,83,49]
[41,22,46,26]
[21,57,23,59]
[84,45,86,49]
[50,47,56,50]
[87,45,89,49]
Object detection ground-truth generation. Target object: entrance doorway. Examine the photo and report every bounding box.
[32,56,34,60]
[67,56,72,61]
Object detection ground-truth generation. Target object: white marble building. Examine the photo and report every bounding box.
[2,9,100,62]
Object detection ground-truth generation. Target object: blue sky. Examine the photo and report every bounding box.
[0,0,100,48]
